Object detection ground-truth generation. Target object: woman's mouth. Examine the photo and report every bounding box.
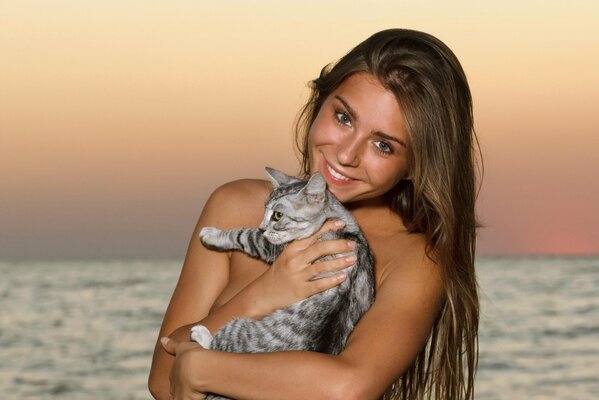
[327,163,350,181]
[322,160,354,185]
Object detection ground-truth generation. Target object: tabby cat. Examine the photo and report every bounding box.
[192,167,375,400]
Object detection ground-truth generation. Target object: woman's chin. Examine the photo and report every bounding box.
[327,188,354,203]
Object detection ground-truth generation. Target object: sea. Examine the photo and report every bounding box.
[0,257,597,399]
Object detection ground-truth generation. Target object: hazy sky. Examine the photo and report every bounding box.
[1,1,598,259]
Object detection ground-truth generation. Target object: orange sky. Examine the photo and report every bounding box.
[1,1,598,259]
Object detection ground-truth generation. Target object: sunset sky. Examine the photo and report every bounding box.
[1,1,598,259]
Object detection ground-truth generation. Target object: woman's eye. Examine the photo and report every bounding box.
[271,211,283,222]
[335,111,352,127]
[374,141,393,155]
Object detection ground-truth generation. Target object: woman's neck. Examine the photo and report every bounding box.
[345,195,407,234]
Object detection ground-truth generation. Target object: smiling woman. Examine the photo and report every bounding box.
[308,73,410,203]
[149,28,480,400]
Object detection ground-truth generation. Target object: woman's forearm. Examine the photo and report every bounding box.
[198,278,267,334]
[197,350,366,400]
[149,281,267,399]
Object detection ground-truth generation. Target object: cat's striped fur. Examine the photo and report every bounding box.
[194,168,375,400]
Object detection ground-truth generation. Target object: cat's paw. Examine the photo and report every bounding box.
[191,324,213,349]
[199,227,223,248]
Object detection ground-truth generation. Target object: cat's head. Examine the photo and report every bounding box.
[259,167,329,244]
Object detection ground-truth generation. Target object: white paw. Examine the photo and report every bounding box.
[199,227,222,247]
[191,324,213,349]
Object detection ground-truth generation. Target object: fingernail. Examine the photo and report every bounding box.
[336,272,347,281]
[346,255,357,262]
[347,241,356,248]
[335,220,346,228]
[160,337,170,346]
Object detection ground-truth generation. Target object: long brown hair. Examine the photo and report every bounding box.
[295,29,481,399]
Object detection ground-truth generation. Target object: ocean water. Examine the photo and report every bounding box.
[0,257,597,399]
[475,257,599,399]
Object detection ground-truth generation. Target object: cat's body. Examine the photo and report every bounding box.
[193,168,375,400]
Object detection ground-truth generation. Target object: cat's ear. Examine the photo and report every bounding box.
[265,167,300,188]
[301,173,327,203]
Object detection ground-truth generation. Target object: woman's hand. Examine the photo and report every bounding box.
[251,219,357,317]
[161,337,208,400]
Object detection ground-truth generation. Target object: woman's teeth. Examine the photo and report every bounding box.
[327,163,350,181]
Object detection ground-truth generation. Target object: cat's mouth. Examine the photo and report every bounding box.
[262,230,286,245]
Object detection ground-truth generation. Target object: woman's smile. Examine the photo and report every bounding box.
[309,72,411,203]
[322,158,355,185]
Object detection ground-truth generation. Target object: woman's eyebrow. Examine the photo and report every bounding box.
[373,131,407,148]
[334,95,358,121]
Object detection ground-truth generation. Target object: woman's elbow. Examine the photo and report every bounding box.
[335,382,371,400]
[148,371,170,400]
[327,367,372,400]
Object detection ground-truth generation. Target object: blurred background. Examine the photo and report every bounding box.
[2,0,598,260]
[1,1,598,399]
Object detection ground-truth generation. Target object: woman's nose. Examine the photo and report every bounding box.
[336,135,361,167]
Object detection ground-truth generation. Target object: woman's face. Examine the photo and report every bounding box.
[308,72,411,204]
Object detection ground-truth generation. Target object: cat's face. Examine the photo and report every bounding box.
[259,170,328,244]
[307,72,411,204]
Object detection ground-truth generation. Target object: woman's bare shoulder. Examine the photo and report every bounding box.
[373,229,442,290]
[201,178,272,229]
[209,178,271,200]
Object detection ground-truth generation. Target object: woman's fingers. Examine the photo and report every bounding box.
[161,336,202,356]
[314,219,346,239]
[161,336,178,355]
[301,239,356,264]
[162,337,207,400]
[259,219,355,305]
[301,254,356,296]
[279,219,356,269]
[289,219,345,249]
[308,270,348,294]
[309,253,357,277]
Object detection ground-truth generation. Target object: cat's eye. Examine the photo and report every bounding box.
[271,211,283,222]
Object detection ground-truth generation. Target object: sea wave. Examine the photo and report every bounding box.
[0,257,597,399]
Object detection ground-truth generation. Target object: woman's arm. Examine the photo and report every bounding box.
[149,180,354,399]
[165,248,445,400]
[148,182,244,399]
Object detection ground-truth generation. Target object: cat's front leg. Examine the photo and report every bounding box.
[200,227,279,263]
[199,227,237,250]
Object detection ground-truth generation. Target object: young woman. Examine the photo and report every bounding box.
[149,28,480,400]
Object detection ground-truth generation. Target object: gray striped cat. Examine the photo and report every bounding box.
[192,167,375,400]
